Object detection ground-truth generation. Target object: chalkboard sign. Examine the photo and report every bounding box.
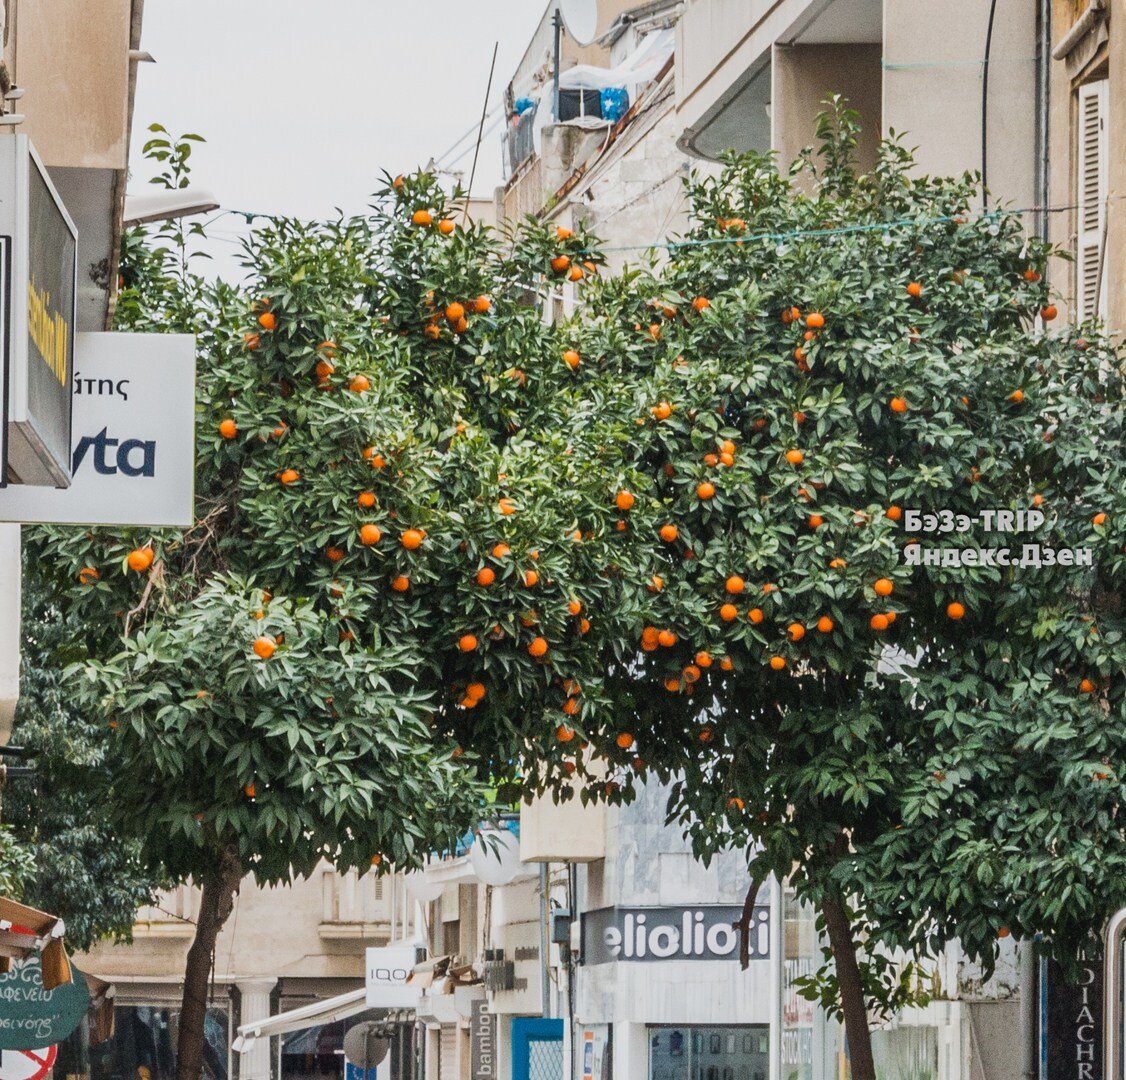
[1044,956,1103,1080]
[0,957,89,1051]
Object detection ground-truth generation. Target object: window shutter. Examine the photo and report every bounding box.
[1077,79,1108,320]
[439,1026,459,1080]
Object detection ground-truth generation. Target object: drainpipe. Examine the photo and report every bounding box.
[1035,0,1051,242]
[1020,939,1038,1080]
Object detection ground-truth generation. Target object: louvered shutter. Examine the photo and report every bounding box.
[1077,79,1108,320]
[439,1026,459,1080]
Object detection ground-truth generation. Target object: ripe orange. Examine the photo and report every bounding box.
[616,490,635,511]
[692,296,710,312]
[557,225,574,240]
[528,636,549,658]
[360,524,383,545]
[787,623,805,642]
[890,396,908,413]
[492,542,511,558]
[720,603,739,622]
[785,449,804,465]
[1040,304,1058,321]
[946,601,965,620]
[1032,493,1044,507]
[401,528,425,550]
[769,656,786,671]
[445,302,465,322]
[748,607,764,624]
[458,633,478,652]
[579,618,591,634]
[523,568,539,588]
[78,566,101,584]
[562,696,580,716]
[1008,389,1024,404]
[1023,267,1041,282]
[438,218,455,235]
[695,650,713,668]
[697,481,716,500]
[349,375,371,393]
[245,783,257,798]
[658,629,677,647]
[874,578,894,597]
[664,677,681,693]
[127,547,154,573]
[465,682,486,703]
[244,332,260,351]
[1093,512,1107,526]
[551,255,571,273]
[817,616,834,633]
[253,636,276,659]
[326,545,346,563]
[476,567,496,587]
[474,295,492,313]
[906,281,922,297]
[683,664,701,683]
[569,265,585,282]
[563,349,581,369]
[886,506,903,521]
[725,575,745,595]
[719,656,734,671]
[808,514,823,528]
[870,614,889,631]
[829,558,846,569]
[279,469,299,485]
[653,402,673,420]
[258,311,277,331]
[616,732,634,749]
[1080,678,1096,694]
[647,575,664,592]
[805,312,825,329]
[659,524,679,543]
[411,209,432,226]
[358,491,376,508]
[568,599,583,615]
[391,575,410,592]
[219,418,237,439]
[556,724,576,743]
[316,359,335,381]
[498,498,516,515]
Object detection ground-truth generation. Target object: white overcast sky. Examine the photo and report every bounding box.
[130,0,546,272]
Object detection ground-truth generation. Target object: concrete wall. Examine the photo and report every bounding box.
[5,0,134,170]
[882,0,1038,210]
[772,43,883,180]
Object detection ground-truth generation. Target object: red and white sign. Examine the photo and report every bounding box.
[0,1045,57,1080]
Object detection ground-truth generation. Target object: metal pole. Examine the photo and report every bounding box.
[552,8,562,124]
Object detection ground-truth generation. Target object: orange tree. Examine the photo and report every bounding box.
[30,112,1126,1080]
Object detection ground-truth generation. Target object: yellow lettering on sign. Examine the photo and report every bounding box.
[27,276,69,385]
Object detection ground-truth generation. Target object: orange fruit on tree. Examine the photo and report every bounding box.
[886,505,903,521]
[258,311,277,330]
[692,296,710,312]
[438,218,455,235]
[906,281,922,297]
[719,656,734,671]
[244,783,257,798]
[359,524,383,546]
[498,498,516,515]
[279,468,299,485]
[748,607,764,624]
[769,656,786,671]
[695,650,713,668]
[1008,389,1024,404]
[528,636,549,658]
[219,418,237,439]
[551,255,571,273]
[616,490,635,511]
[569,265,585,282]
[647,575,664,592]
[563,349,581,369]
[1040,304,1058,321]
[476,567,496,587]
[325,545,345,563]
[316,359,335,380]
[391,575,410,592]
[829,558,846,569]
[1093,512,1107,526]
[659,524,679,543]
[652,401,673,420]
[466,682,486,702]
[458,633,478,653]
[664,677,681,693]
[556,225,574,240]
[523,568,539,587]
[411,209,432,226]
[697,481,716,500]
[358,491,376,508]
[785,449,804,465]
[805,311,825,329]
[946,602,965,620]
[244,332,260,351]
[658,629,677,647]
[401,528,425,550]
[349,374,370,393]
[720,603,739,622]
[873,578,894,597]
[870,614,889,631]
[445,302,465,322]
[683,664,701,683]
[567,599,583,616]
[562,696,580,715]
[889,396,908,413]
[616,732,634,749]
[556,724,576,743]
[817,616,834,633]
[725,575,745,595]
[253,636,276,659]
[492,542,511,558]
[808,514,823,528]
[787,623,805,642]
[1032,493,1044,507]
[127,547,154,573]
[1080,678,1096,694]
[474,295,491,313]
[78,566,100,585]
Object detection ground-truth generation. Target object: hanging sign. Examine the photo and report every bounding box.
[470,999,496,1080]
[0,1045,58,1080]
[0,956,90,1051]
[0,331,196,525]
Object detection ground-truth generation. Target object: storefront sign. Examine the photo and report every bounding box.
[581,905,770,965]
[365,945,421,1008]
[1044,955,1103,1080]
[0,957,89,1051]
[470,999,496,1080]
[0,332,196,525]
[0,135,77,487]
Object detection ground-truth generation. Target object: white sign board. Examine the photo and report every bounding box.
[0,1047,57,1080]
[365,946,421,1008]
[0,332,196,526]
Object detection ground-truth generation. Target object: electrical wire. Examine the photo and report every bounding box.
[981,0,1000,207]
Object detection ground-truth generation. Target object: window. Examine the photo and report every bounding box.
[1076,79,1108,320]
[87,1005,230,1080]
[648,1026,768,1080]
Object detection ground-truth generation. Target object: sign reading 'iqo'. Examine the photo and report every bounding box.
[580,905,770,965]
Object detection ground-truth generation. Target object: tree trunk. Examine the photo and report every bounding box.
[821,893,876,1080]
[176,847,242,1080]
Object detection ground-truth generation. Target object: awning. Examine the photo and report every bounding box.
[232,988,368,1054]
[0,896,70,989]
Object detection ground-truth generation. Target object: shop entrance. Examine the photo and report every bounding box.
[648,1026,769,1080]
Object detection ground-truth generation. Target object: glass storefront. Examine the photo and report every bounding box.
[648,1026,769,1080]
[85,1005,230,1080]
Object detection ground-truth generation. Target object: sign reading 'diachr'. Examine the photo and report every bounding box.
[1044,955,1103,1080]
[0,332,196,526]
[0,135,77,488]
[581,905,770,964]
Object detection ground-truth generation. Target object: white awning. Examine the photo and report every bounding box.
[232,988,368,1054]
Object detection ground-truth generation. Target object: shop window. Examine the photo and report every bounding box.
[648,1026,768,1080]
[87,1005,230,1080]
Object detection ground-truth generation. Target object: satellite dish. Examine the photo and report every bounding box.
[403,869,444,904]
[343,1023,390,1069]
[558,0,598,46]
